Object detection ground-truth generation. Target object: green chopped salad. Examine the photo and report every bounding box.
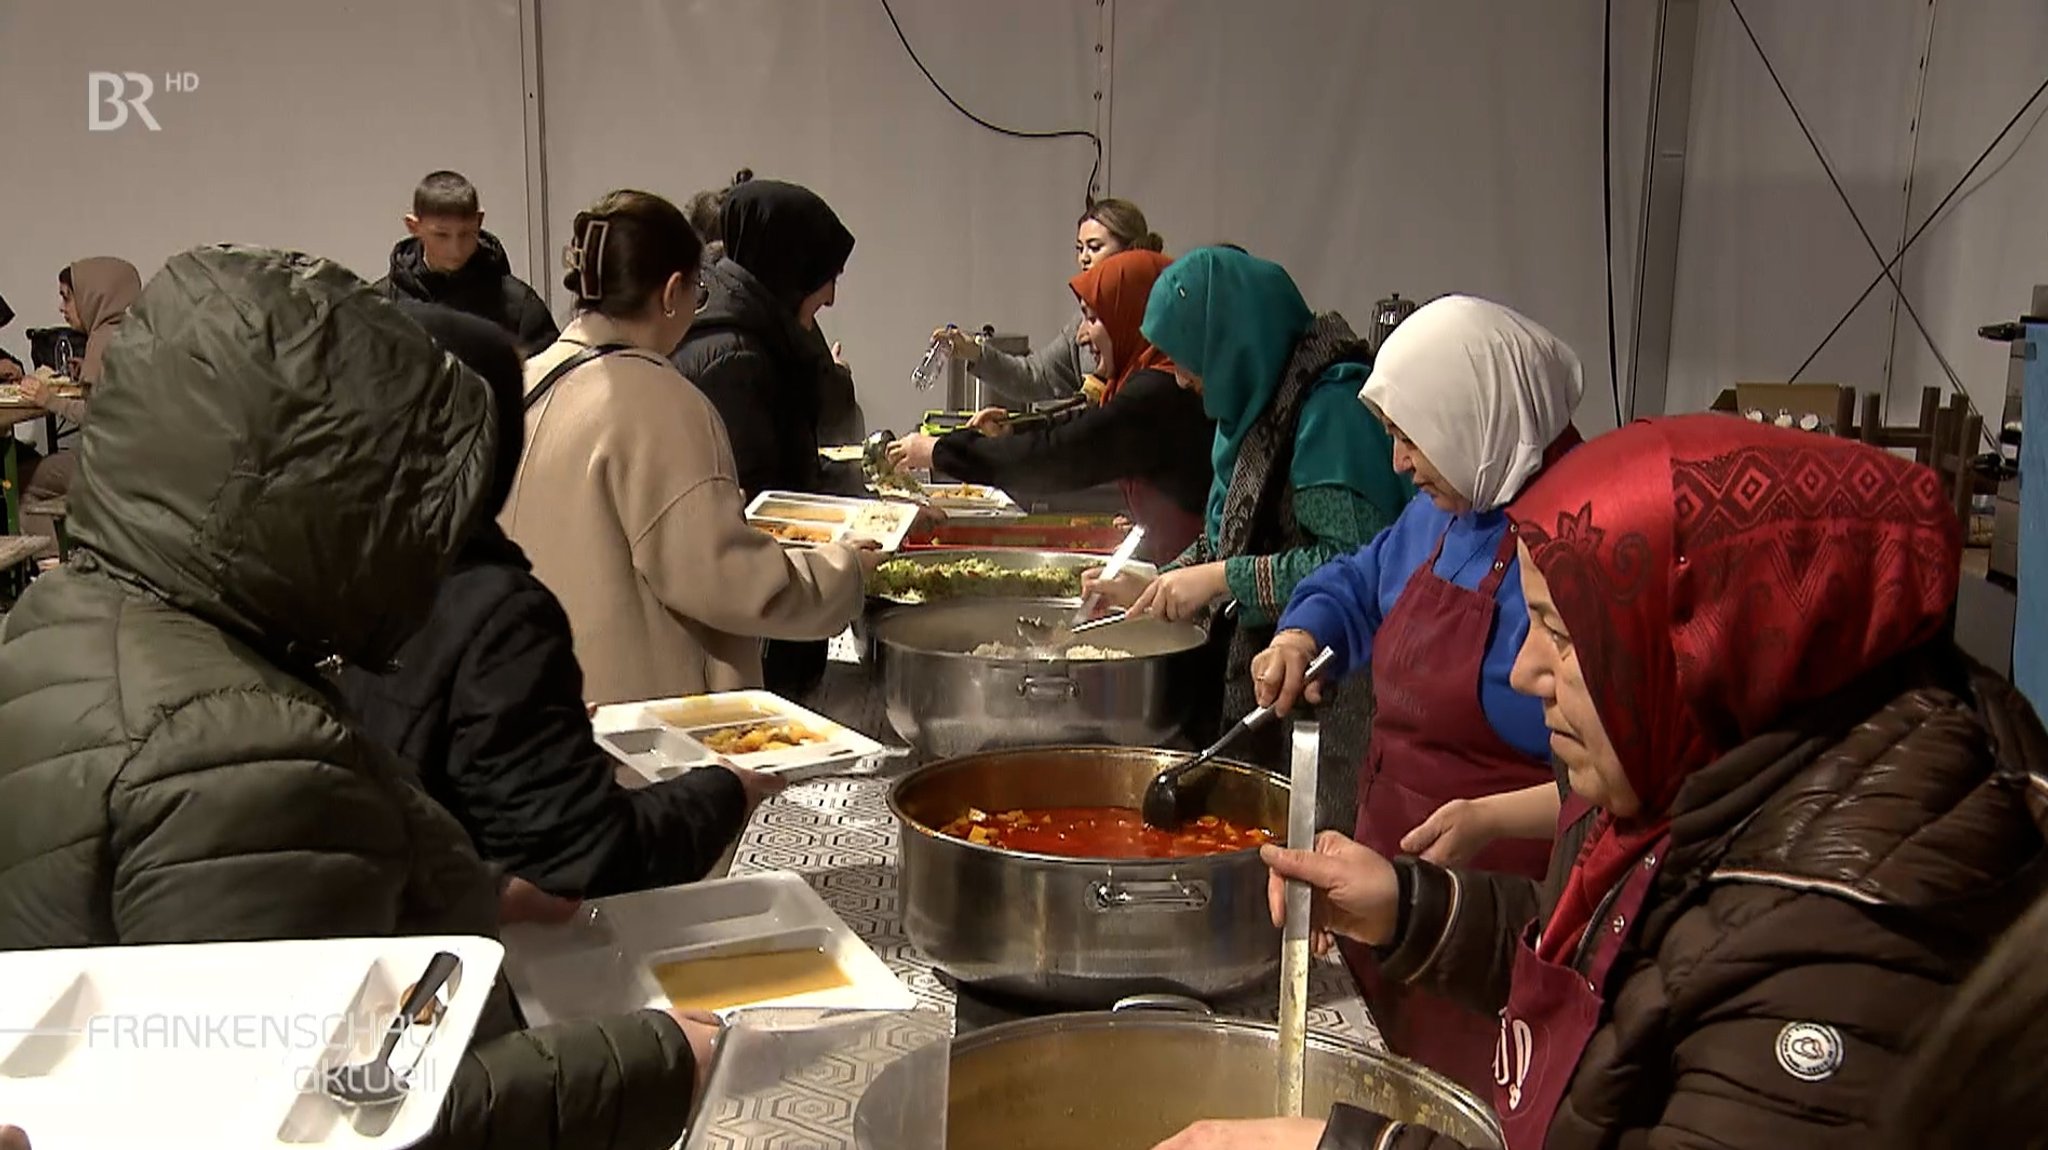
[868,558,1083,602]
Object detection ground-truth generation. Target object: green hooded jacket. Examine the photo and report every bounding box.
[0,246,696,1150]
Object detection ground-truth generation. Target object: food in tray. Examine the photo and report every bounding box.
[969,641,1133,660]
[652,947,852,1011]
[868,557,1083,602]
[753,500,854,525]
[869,468,926,497]
[939,806,1272,859]
[927,483,999,502]
[755,520,838,545]
[700,721,828,755]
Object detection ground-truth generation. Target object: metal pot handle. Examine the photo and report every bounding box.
[1016,674,1079,701]
[1111,993,1215,1016]
[1089,878,1210,912]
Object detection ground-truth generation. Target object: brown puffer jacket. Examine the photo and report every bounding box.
[1347,649,2048,1149]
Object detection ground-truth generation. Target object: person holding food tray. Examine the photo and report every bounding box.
[1084,247,1409,821]
[1247,297,1585,1094]
[1160,417,2048,1150]
[338,303,783,900]
[504,190,878,706]
[886,249,1214,564]
[0,245,724,1150]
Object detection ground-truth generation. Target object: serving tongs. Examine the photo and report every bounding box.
[1140,646,1337,830]
[1014,525,1145,651]
[861,429,931,505]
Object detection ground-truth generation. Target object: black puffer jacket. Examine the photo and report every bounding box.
[1339,649,2048,1149]
[374,230,560,355]
[335,525,749,898]
[672,256,833,499]
[0,246,695,1150]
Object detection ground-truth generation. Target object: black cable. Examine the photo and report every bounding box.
[1726,0,1971,417]
[878,0,1105,207]
[1602,0,1622,426]
[1790,70,2048,383]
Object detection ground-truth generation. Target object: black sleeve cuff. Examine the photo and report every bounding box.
[1320,1102,1401,1150]
[1376,858,1457,983]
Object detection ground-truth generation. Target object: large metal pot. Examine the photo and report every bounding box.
[874,597,1205,755]
[854,1005,1504,1150]
[889,746,1284,1005]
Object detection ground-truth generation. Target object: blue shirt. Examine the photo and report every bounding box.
[1277,495,1549,759]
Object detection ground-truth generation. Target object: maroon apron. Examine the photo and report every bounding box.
[1495,834,1670,1147]
[1341,525,1558,1096]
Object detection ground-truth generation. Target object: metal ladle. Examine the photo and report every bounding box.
[1141,647,1337,830]
[1277,721,1321,1117]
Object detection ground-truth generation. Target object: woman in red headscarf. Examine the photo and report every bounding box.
[888,249,1214,562]
[1154,415,2048,1150]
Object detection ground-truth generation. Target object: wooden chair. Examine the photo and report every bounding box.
[0,533,52,602]
[1858,387,1944,464]
[22,495,69,560]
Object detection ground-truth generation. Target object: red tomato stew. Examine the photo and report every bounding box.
[937,806,1273,859]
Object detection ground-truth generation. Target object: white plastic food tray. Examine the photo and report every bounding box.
[744,490,920,551]
[593,690,887,783]
[501,871,914,1028]
[0,935,503,1149]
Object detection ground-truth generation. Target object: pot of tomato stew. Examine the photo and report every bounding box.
[888,746,1285,1005]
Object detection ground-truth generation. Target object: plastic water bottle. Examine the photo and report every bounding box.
[912,326,955,391]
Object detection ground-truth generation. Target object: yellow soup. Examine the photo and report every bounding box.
[651,948,853,1012]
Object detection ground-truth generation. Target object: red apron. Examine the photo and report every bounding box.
[1342,525,1558,1096]
[1120,478,1203,565]
[1495,834,1670,1147]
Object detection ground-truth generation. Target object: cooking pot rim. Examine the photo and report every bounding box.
[886,745,1284,866]
[941,1010,1505,1142]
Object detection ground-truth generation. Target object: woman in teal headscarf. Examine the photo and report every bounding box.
[1088,247,1408,807]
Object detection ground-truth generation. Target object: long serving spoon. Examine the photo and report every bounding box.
[1277,722,1320,1118]
[1141,647,1336,830]
[1015,524,1147,649]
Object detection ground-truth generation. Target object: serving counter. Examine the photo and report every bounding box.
[724,659,1379,1043]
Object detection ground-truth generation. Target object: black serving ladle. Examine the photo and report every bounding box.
[1141,647,1337,830]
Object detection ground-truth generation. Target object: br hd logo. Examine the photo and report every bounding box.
[89,71,199,132]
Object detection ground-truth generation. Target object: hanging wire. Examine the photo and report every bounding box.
[878,0,1105,208]
[1601,0,1623,426]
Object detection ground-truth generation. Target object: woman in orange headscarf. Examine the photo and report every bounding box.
[888,250,1214,562]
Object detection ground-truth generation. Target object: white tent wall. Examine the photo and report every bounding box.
[1666,0,2048,426]
[535,0,1102,441]
[0,0,532,342]
[1110,0,1657,436]
[1888,0,2048,424]
[6,0,1654,443]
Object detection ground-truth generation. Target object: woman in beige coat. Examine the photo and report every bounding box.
[502,190,873,704]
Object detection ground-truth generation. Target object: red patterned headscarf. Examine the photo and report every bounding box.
[1508,415,1961,963]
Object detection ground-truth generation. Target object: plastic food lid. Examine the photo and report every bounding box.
[684,1008,951,1150]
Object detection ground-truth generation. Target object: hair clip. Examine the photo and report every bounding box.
[576,219,611,302]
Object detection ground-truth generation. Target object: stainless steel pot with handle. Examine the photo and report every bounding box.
[889,746,1284,1005]
[853,999,1504,1150]
[873,597,1207,756]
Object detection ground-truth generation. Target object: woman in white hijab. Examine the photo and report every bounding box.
[1247,295,1585,1097]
